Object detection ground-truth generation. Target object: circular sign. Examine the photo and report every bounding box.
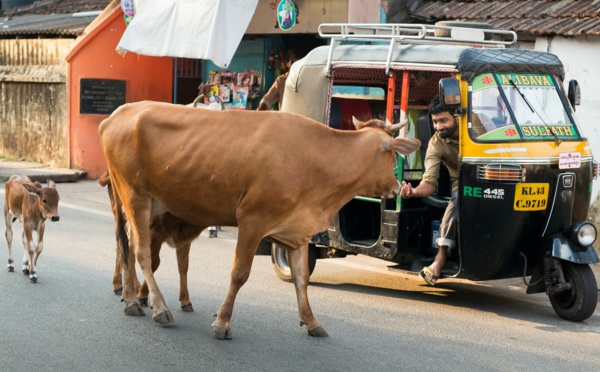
[277,0,296,31]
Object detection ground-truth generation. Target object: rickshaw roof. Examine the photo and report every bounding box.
[295,44,565,82]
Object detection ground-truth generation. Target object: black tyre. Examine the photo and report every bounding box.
[271,244,317,282]
[548,262,598,322]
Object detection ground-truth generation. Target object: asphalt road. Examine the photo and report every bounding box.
[1,180,599,372]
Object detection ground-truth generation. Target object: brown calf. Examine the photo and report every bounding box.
[99,171,202,311]
[4,175,60,283]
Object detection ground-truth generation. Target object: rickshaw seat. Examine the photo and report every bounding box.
[329,98,380,130]
[416,111,451,209]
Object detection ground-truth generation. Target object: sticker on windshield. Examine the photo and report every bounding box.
[497,73,555,87]
[514,183,549,211]
[520,125,578,140]
[559,152,581,169]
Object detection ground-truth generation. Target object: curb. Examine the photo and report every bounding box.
[0,161,86,183]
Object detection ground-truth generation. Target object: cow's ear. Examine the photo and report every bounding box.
[22,183,40,196]
[389,137,421,155]
[47,179,56,188]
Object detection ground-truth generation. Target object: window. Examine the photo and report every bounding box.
[470,73,579,141]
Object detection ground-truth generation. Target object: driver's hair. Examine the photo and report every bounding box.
[429,95,454,116]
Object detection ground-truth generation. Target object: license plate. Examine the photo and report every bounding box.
[514,183,549,211]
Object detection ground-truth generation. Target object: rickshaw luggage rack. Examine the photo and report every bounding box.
[318,23,518,75]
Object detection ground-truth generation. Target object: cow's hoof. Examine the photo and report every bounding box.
[7,266,14,272]
[181,304,194,312]
[139,298,148,307]
[113,288,123,295]
[124,304,145,316]
[307,325,329,337]
[30,277,38,284]
[22,268,29,275]
[211,323,232,340]
[152,310,174,326]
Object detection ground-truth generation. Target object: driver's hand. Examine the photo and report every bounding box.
[400,181,413,199]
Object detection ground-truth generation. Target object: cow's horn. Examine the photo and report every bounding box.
[352,116,362,128]
[389,119,408,133]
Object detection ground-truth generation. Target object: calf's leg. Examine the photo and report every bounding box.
[287,244,328,337]
[33,224,45,267]
[4,209,15,272]
[22,229,37,283]
[21,230,30,274]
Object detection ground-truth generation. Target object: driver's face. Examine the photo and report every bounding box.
[432,111,458,139]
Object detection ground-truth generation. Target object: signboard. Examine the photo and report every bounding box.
[80,79,126,115]
[277,0,296,31]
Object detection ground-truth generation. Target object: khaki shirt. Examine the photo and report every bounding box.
[422,133,459,190]
[258,72,288,109]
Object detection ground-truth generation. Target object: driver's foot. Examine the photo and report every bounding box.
[428,246,448,278]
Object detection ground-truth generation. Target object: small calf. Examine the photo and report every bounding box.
[4,175,60,283]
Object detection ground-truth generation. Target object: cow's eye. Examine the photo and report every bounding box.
[42,199,47,204]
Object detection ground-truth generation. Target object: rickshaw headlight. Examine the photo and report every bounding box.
[571,222,597,247]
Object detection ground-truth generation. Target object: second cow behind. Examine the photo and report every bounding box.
[99,171,201,312]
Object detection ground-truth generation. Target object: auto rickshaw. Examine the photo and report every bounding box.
[261,23,599,321]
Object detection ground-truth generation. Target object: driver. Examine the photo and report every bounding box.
[400,95,459,285]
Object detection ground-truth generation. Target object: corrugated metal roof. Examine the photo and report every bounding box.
[0,14,97,36]
[1,0,111,16]
[0,0,111,37]
[409,0,600,36]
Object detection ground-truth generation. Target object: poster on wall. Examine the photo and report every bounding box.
[232,85,248,109]
[277,0,296,31]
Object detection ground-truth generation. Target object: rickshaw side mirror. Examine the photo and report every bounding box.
[568,80,581,111]
[439,78,462,108]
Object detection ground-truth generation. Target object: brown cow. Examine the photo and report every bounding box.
[4,175,60,283]
[99,171,200,311]
[99,101,419,339]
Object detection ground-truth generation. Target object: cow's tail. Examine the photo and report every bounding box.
[101,171,131,267]
[98,171,110,187]
[113,187,130,267]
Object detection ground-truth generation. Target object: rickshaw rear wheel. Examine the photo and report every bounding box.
[271,244,317,282]
[548,261,598,322]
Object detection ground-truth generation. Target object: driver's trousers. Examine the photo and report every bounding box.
[436,187,458,249]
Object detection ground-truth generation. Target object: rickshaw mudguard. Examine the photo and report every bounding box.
[546,234,599,264]
[527,234,598,294]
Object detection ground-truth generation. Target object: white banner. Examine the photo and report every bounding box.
[116,0,259,68]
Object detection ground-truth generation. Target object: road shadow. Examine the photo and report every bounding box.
[307,270,600,333]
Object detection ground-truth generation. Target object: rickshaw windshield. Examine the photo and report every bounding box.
[470,73,579,141]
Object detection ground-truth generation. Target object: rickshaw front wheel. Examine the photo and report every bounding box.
[548,261,598,322]
[271,244,317,282]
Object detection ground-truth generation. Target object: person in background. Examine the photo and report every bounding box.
[400,94,460,285]
[257,49,299,111]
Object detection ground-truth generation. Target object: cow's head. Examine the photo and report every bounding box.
[23,180,60,222]
[352,117,421,198]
